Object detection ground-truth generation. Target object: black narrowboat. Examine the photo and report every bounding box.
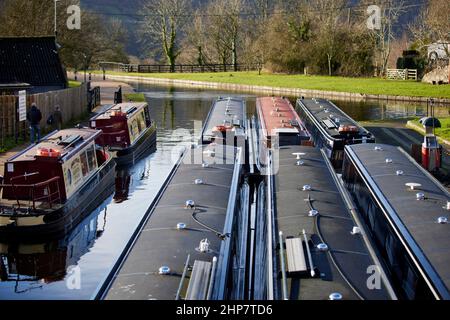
[90,102,157,166]
[342,143,450,300]
[296,98,375,169]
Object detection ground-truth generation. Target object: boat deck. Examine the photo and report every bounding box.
[297,98,373,139]
[345,143,450,298]
[104,144,240,300]
[9,129,100,163]
[257,97,309,141]
[273,145,390,300]
[91,103,147,120]
[201,97,246,143]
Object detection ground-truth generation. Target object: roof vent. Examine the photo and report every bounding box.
[317,243,329,252]
[293,152,306,160]
[296,160,305,166]
[177,223,187,230]
[202,162,209,168]
[416,193,425,201]
[197,239,211,253]
[302,185,312,191]
[385,158,393,164]
[405,182,421,191]
[194,179,204,185]
[159,266,171,275]
[374,146,383,151]
[329,292,343,300]
[185,200,195,209]
[309,209,319,217]
[351,226,361,235]
[396,170,404,176]
[437,217,448,224]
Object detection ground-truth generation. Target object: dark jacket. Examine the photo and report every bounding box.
[52,110,63,125]
[27,106,42,126]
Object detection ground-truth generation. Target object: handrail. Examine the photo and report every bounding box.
[175,254,190,301]
[1,176,62,210]
[278,231,289,300]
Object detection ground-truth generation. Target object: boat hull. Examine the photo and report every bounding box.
[114,125,157,166]
[0,159,116,242]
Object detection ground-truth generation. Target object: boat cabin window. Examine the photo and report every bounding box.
[144,106,151,126]
[128,109,148,144]
[63,142,98,198]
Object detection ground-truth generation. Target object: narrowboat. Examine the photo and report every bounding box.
[0,128,115,240]
[256,97,311,168]
[102,144,248,300]
[342,143,450,300]
[201,97,247,147]
[296,98,375,169]
[90,102,157,166]
[256,144,394,300]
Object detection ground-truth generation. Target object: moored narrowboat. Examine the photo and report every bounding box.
[90,103,157,166]
[0,128,116,240]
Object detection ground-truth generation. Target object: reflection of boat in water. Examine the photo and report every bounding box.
[90,103,157,166]
[0,128,116,240]
[113,144,156,204]
[0,204,108,294]
[114,169,131,204]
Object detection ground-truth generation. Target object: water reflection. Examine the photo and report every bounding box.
[0,203,108,295]
[0,83,447,300]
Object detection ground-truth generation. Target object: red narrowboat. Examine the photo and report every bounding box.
[257,97,311,148]
[0,128,116,240]
[90,102,157,166]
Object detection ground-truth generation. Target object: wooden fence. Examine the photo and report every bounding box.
[0,84,88,141]
[387,69,418,80]
[99,61,259,74]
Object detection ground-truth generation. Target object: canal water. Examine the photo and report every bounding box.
[0,84,448,299]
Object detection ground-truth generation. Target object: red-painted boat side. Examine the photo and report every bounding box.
[90,102,152,150]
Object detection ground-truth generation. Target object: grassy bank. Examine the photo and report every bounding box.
[94,71,450,99]
[68,80,82,88]
[124,93,146,102]
[411,117,450,141]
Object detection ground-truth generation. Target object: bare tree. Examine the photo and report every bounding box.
[142,0,190,72]
[312,0,348,76]
[206,0,244,71]
[410,0,450,58]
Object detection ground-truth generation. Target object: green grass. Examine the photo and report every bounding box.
[124,93,146,102]
[411,117,450,142]
[93,70,450,99]
[0,136,26,153]
[68,80,82,88]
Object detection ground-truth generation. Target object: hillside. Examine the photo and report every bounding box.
[80,0,424,60]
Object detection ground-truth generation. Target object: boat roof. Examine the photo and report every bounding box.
[257,97,309,139]
[345,143,450,299]
[8,128,101,163]
[91,102,148,121]
[272,145,391,300]
[105,144,241,300]
[202,97,246,142]
[296,98,373,140]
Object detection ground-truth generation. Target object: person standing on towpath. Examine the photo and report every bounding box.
[27,102,42,144]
